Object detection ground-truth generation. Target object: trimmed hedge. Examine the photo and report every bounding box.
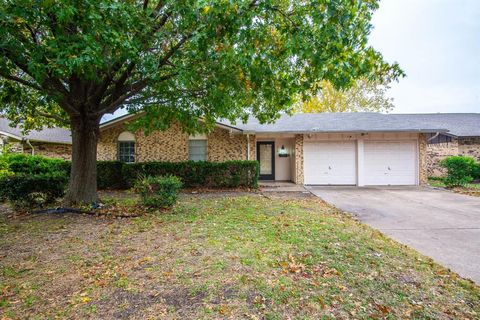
[2,154,69,176]
[122,161,259,189]
[96,161,126,189]
[0,173,68,210]
[1,155,259,190]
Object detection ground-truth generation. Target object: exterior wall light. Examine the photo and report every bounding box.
[278,145,289,157]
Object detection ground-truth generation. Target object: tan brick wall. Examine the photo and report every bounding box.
[418,133,428,185]
[98,122,250,162]
[248,134,256,161]
[426,137,480,177]
[458,137,480,161]
[426,139,459,177]
[207,127,248,162]
[29,143,72,160]
[294,134,304,184]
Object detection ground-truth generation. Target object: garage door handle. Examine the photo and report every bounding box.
[328,166,332,170]
[388,166,391,170]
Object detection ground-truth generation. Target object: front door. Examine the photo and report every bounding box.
[257,141,275,180]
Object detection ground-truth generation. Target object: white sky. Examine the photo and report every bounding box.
[369,0,480,113]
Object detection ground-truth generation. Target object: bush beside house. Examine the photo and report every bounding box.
[0,155,259,210]
[440,156,480,187]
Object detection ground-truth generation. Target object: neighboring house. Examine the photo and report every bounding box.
[99,112,447,186]
[390,114,480,176]
[0,118,72,160]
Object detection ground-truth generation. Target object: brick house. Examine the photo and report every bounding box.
[389,114,480,177]
[0,118,72,160]
[99,113,448,186]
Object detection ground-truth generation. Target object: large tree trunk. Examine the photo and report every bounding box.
[63,114,102,205]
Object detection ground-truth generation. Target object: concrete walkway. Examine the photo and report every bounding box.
[307,186,480,284]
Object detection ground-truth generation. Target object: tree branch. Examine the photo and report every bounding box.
[35,110,69,125]
[0,73,42,91]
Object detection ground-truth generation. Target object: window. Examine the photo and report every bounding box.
[118,132,135,163]
[189,135,207,161]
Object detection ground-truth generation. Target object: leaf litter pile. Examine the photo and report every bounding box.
[0,193,478,319]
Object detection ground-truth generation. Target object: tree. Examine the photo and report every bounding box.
[295,78,395,113]
[0,0,403,204]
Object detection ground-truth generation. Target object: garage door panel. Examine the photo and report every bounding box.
[364,141,417,186]
[304,141,356,185]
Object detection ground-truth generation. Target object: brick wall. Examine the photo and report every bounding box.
[294,134,304,184]
[459,137,480,161]
[98,122,249,162]
[426,137,480,177]
[27,143,72,160]
[207,127,248,162]
[426,140,458,177]
[418,133,428,185]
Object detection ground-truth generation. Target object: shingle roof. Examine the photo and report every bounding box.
[0,118,72,144]
[388,113,480,137]
[221,113,448,134]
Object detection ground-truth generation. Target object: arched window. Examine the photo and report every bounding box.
[118,131,135,163]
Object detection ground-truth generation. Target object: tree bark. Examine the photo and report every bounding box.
[63,114,102,205]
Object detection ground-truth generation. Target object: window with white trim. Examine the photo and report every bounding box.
[118,131,135,163]
[188,135,207,161]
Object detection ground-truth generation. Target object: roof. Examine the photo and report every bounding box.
[0,118,72,144]
[100,111,243,132]
[221,113,448,134]
[388,113,480,137]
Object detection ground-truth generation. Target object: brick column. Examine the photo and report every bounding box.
[294,134,304,184]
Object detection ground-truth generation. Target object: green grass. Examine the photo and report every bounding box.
[428,177,480,197]
[0,194,478,319]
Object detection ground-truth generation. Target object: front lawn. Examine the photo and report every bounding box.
[1,193,478,319]
[429,178,480,197]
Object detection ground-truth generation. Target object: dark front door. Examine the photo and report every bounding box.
[257,141,275,180]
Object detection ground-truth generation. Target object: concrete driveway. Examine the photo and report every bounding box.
[307,186,480,284]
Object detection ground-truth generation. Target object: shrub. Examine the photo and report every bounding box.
[440,156,477,187]
[474,162,480,180]
[134,175,183,208]
[123,160,259,189]
[1,154,69,176]
[0,173,68,210]
[97,161,125,189]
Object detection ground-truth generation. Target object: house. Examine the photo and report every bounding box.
[390,114,480,176]
[99,112,448,186]
[0,118,72,159]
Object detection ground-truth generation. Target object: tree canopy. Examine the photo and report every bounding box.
[1,0,402,130]
[0,0,403,203]
[295,78,396,113]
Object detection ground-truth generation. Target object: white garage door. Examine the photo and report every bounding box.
[364,141,417,186]
[304,141,357,185]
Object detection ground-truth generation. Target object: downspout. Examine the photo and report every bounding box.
[427,132,440,143]
[26,139,35,156]
[246,134,250,160]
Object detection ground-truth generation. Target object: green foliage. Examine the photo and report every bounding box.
[0,173,68,210]
[122,161,259,189]
[0,154,69,176]
[440,156,478,187]
[96,161,125,189]
[0,0,403,133]
[0,156,12,178]
[295,78,395,113]
[134,175,183,208]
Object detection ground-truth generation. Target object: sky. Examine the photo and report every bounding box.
[369,0,480,113]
